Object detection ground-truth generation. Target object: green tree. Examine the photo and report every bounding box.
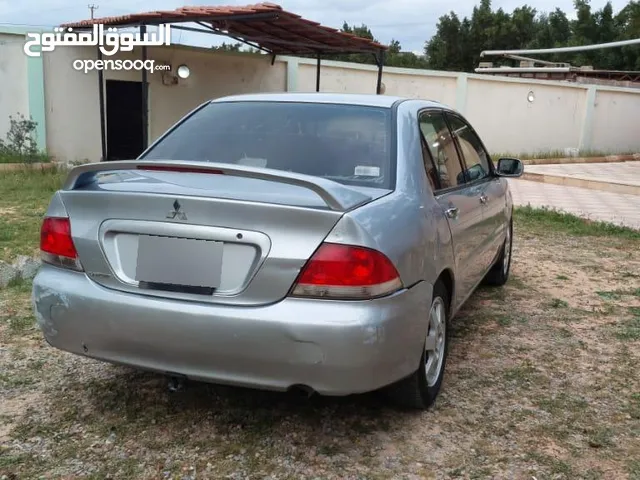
[267,1,639,73]
[425,0,640,72]
[341,22,375,40]
[424,12,466,70]
[615,1,640,69]
[570,0,600,65]
[469,0,496,60]
[385,39,430,68]
[211,42,243,52]
[509,5,538,48]
[530,9,572,63]
[309,22,429,69]
[595,2,618,68]
[490,8,514,51]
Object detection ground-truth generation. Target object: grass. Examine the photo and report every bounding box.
[7,315,35,334]
[525,452,574,476]
[503,363,538,385]
[550,298,569,308]
[597,290,623,300]
[629,393,640,420]
[0,279,38,345]
[0,371,38,389]
[598,289,640,301]
[514,205,640,240]
[535,392,589,416]
[0,152,51,164]
[4,277,33,294]
[491,149,637,161]
[616,313,640,341]
[0,166,66,262]
[588,428,614,449]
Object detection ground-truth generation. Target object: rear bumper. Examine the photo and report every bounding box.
[32,265,431,395]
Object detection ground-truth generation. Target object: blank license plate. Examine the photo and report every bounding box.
[135,235,223,288]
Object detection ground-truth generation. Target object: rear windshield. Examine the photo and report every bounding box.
[141,101,393,189]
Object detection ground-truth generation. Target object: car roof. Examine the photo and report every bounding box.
[211,92,447,109]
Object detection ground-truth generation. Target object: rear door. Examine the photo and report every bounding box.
[445,113,506,271]
[418,110,486,302]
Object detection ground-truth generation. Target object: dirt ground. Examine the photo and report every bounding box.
[1,221,639,479]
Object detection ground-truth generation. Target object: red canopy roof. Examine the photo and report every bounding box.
[61,3,387,55]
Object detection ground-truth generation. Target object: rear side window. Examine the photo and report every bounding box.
[141,101,393,189]
[446,114,491,183]
[418,111,465,189]
[420,136,439,191]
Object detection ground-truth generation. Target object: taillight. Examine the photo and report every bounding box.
[40,217,83,271]
[291,243,403,300]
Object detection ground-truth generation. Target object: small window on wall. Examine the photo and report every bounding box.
[446,114,491,183]
[418,111,465,190]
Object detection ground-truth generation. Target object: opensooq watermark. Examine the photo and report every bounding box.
[72,58,171,74]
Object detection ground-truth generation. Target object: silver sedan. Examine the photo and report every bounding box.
[32,93,523,409]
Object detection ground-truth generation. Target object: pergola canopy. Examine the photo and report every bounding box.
[62,3,388,162]
[61,2,388,56]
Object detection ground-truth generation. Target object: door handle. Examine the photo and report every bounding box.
[445,207,459,219]
[479,194,488,204]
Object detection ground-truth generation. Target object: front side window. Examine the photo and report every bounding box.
[446,114,491,183]
[418,111,465,190]
[141,101,393,189]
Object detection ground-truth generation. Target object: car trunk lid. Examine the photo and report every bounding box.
[58,161,389,306]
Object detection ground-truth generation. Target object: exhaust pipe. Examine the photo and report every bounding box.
[288,384,316,398]
[166,373,187,392]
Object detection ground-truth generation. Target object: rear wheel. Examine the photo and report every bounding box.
[484,218,513,286]
[388,281,450,410]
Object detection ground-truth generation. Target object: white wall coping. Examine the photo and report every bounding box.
[278,54,640,95]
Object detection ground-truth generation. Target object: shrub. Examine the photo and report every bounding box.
[0,114,50,164]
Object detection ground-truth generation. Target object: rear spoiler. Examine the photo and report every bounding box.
[63,160,372,212]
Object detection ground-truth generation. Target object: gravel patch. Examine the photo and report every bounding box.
[1,225,639,479]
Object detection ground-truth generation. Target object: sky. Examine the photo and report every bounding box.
[0,0,632,53]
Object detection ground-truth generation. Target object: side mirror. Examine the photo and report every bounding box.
[496,157,524,177]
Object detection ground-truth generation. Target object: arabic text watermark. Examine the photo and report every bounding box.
[24,24,171,58]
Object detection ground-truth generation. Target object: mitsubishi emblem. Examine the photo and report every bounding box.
[166,200,187,221]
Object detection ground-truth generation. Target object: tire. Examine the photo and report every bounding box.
[387,280,450,410]
[484,218,513,287]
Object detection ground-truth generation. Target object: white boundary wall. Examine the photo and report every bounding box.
[291,56,640,156]
[1,31,639,162]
